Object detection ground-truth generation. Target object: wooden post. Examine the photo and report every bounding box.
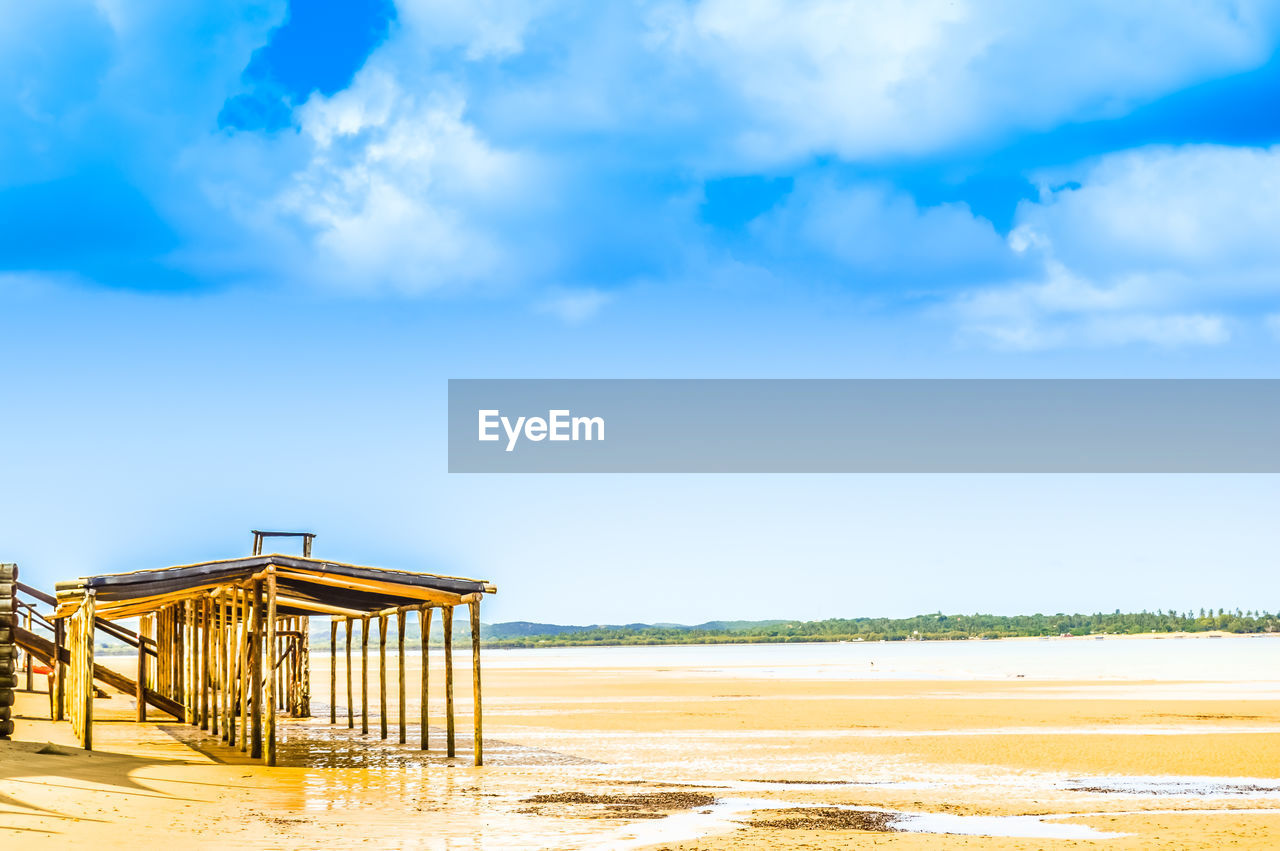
[250,579,262,760]
[360,616,369,735]
[284,616,293,714]
[211,595,220,737]
[83,591,95,750]
[200,597,210,731]
[24,608,32,691]
[156,607,166,700]
[470,598,482,767]
[378,614,388,740]
[220,591,229,741]
[265,568,278,766]
[186,599,196,725]
[273,619,282,712]
[238,586,249,751]
[226,590,235,746]
[286,618,293,712]
[330,620,337,725]
[136,614,147,722]
[397,610,406,744]
[419,606,431,750]
[297,615,311,718]
[53,617,65,721]
[345,617,353,729]
[177,604,185,705]
[443,605,455,758]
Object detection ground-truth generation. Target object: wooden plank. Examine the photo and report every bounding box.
[330,620,337,724]
[271,570,468,608]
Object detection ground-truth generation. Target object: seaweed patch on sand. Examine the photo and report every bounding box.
[519,791,719,819]
[743,807,901,832]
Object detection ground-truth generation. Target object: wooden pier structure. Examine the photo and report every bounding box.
[48,546,496,766]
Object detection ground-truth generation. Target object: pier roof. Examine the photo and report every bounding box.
[54,554,495,620]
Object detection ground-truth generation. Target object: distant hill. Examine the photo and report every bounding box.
[482,619,793,639]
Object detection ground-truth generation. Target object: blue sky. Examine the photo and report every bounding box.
[2,1,1279,623]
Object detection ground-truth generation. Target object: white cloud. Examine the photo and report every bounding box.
[269,66,538,294]
[396,0,548,59]
[752,177,1014,286]
[535,287,613,323]
[652,0,1279,164]
[952,143,1280,347]
[1016,145,1280,288]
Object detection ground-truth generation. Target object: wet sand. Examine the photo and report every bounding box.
[3,640,1280,848]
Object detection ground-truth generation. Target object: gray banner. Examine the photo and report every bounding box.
[447,379,1280,473]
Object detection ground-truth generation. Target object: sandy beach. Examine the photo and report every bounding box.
[3,635,1280,849]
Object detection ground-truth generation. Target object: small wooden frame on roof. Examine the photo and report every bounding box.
[52,539,496,767]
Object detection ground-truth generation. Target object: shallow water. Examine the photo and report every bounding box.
[598,797,1125,848]
[480,634,1280,686]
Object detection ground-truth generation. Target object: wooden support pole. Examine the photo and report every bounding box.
[378,614,388,740]
[185,599,196,725]
[225,590,234,745]
[293,618,300,716]
[345,617,353,729]
[297,615,311,718]
[136,614,147,722]
[177,604,185,705]
[250,579,262,760]
[419,606,431,751]
[265,568,278,766]
[226,589,234,741]
[83,591,95,750]
[470,598,482,767]
[444,605,455,758]
[156,607,165,700]
[238,587,249,751]
[221,591,230,741]
[360,616,369,735]
[200,597,210,731]
[397,610,406,744]
[24,608,32,691]
[53,617,65,721]
[273,617,282,712]
[284,618,291,711]
[330,620,337,725]
[210,594,220,737]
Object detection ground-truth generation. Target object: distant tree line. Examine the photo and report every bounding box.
[480,609,1280,648]
[88,608,1280,655]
